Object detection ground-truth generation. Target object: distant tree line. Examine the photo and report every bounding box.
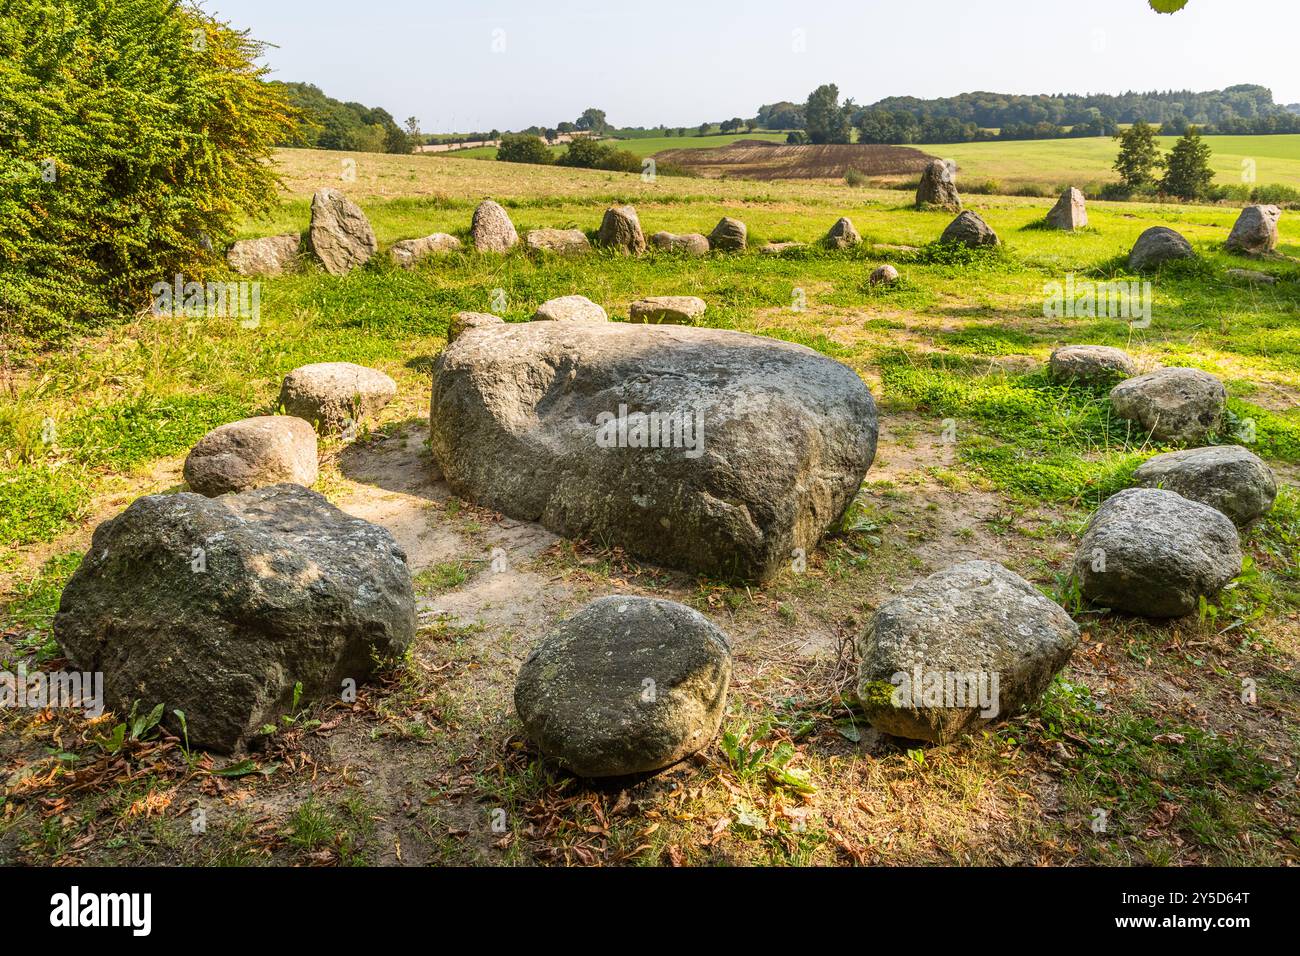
[751,84,1300,144]
[271,82,416,153]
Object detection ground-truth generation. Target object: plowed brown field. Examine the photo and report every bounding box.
[653,139,937,181]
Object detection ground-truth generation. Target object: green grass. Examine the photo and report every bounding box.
[935,133,1300,193]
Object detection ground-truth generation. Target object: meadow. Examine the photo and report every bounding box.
[1,147,1298,867]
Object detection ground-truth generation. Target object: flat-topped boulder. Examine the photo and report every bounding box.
[531,295,608,322]
[279,362,398,435]
[825,217,861,248]
[1129,226,1194,271]
[309,189,377,275]
[597,205,646,255]
[54,484,415,752]
[1226,204,1281,256]
[1133,445,1276,526]
[514,596,732,777]
[1073,488,1241,618]
[525,228,591,256]
[759,241,805,255]
[429,322,879,581]
[183,416,318,497]
[857,561,1079,743]
[1049,345,1136,384]
[1046,187,1087,231]
[470,200,519,253]
[916,159,961,211]
[650,231,710,256]
[1109,367,1226,445]
[629,296,707,324]
[227,234,300,276]
[1227,268,1277,285]
[389,233,461,268]
[940,210,999,247]
[708,216,747,252]
[447,311,504,343]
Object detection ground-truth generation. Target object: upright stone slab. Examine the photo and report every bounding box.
[1045,187,1087,231]
[1225,204,1281,256]
[916,159,961,211]
[309,189,377,275]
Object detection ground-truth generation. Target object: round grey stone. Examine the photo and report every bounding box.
[183,416,318,497]
[856,561,1079,743]
[1132,445,1277,526]
[279,362,398,434]
[1049,345,1136,384]
[1129,226,1194,271]
[1073,487,1242,618]
[1109,367,1226,445]
[514,596,732,777]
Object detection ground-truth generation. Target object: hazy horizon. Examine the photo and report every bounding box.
[207,0,1300,133]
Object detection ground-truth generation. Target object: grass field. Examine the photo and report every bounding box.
[2,147,1299,867]
[447,131,789,160]
[929,134,1300,192]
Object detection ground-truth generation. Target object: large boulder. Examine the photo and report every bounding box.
[53,485,416,752]
[183,416,318,497]
[514,596,732,777]
[447,311,504,343]
[429,322,878,582]
[279,362,398,435]
[597,205,646,255]
[389,233,461,268]
[708,217,747,252]
[915,159,961,211]
[309,189,377,275]
[1073,488,1242,618]
[1109,367,1226,445]
[1132,445,1276,526]
[525,228,591,257]
[470,200,519,253]
[650,231,710,256]
[856,561,1079,743]
[1048,345,1136,384]
[629,295,707,325]
[531,295,608,323]
[227,234,300,277]
[1045,187,1088,231]
[940,210,999,247]
[1225,204,1281,256]
[825,217,861,249]
[1128,226,1194,271]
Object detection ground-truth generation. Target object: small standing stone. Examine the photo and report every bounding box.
[1045,187,1088,231]
[709,216,747,252]
[309,189,377,275]
[915,159,961,211]
[597,205,646,255]
[825,217,862,248]
[1128,226,1194,271]
[471,200,519,253]
[940,210,999,247]
[1225,204,1281,256]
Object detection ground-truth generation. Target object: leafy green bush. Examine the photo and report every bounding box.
[0,0,296,341]
[496,133,555,165]
[556,138,641,173]
[1251,183,1300,206]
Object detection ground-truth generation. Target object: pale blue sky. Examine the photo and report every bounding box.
[206,0,1300,132]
